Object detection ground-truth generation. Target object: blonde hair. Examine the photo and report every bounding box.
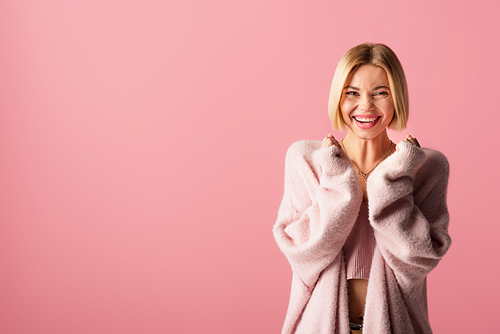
[328,42,409,131]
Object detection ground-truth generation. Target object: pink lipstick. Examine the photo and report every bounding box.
[352,115,381,129]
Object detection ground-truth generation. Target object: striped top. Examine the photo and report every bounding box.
[343,201,376,280]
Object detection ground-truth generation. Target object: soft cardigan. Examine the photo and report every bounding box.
[273,140,451,334]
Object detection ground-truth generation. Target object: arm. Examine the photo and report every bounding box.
[273,140,362,288]
[367,141,451,290]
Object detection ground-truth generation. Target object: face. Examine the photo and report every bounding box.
[340,64,395,140]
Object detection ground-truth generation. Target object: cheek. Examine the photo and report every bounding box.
[377,100,394,115]
[339,106,350,122]
[381,102,395,124]
[340,99,354,116]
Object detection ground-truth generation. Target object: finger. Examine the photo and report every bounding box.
[404,137,420,148]
[320,136,332,148]
[322,135,335,145]
[332,139,341,149]
[327,134,340,146]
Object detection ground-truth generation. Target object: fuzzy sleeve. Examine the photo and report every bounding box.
[367,141,451,289]
[273,140,362,288]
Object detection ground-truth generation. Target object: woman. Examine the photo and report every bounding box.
[273,42,451,334]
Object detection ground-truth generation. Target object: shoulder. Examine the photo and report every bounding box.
[286,139,349,169]
[420,148,449,170]
[384,141,449,173]
[286,140,322,158]
[413,148,450,190]
[282,141,324,182]
[285,140,322,165]
[370,142,449,185]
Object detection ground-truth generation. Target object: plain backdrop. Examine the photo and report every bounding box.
[1,0,499,333]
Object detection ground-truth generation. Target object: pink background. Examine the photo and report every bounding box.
[1,1,498,333]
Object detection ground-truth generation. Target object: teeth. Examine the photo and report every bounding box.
[354,116,379,123]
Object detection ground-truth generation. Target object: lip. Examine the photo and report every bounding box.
[352,115,381,129]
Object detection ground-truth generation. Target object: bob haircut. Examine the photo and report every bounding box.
[328,42,409,132]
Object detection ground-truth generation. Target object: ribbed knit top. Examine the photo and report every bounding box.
[343,201,376,280]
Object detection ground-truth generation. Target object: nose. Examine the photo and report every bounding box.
[359,94,374,111]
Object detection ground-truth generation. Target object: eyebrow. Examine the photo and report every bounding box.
[343,85,390,91]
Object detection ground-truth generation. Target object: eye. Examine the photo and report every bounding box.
[345,91,359,97]
[373,91,389,99]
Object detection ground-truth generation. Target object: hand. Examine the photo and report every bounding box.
[401,133,420,148]
[321,134,342,150]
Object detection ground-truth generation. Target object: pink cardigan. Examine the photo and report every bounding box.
[273,140,451,334]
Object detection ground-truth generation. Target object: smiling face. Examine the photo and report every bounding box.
[340,64,395,140]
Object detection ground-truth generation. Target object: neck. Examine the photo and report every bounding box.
[341,130,393,172]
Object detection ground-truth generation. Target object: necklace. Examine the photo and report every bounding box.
[340,140,393,179]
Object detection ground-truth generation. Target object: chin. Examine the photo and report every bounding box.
[349,128,386,141]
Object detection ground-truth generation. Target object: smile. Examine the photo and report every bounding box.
[353,116,381,124]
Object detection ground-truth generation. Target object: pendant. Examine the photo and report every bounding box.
[358,170,369,179]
